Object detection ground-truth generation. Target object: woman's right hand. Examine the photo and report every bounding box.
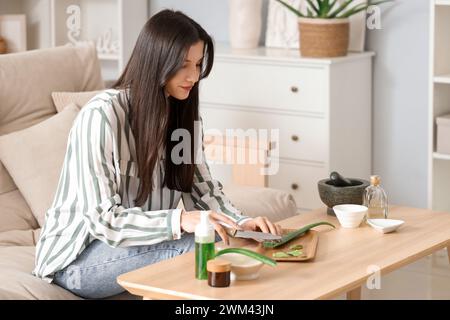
[180,210,242,245]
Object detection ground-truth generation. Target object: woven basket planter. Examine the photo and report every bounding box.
[298,18,350,58]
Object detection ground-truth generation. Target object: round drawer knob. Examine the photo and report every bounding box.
[291,183,299,190]
[290,86,299,93]
[291,135,299,142]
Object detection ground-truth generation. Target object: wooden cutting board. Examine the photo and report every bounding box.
[263,229,319,262]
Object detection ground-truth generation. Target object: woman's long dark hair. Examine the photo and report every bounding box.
[114,9,214,207]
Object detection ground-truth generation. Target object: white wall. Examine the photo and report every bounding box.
[366,0,429,208]
[149,0,268,45]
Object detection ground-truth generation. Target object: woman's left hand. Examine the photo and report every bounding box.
[240,216,283,236]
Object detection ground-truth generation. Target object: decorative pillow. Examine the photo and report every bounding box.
[0,189,38,233]
[52,90,101,113]
[221,185,299,223]
[0,43,104,195]
[0,104,80,227]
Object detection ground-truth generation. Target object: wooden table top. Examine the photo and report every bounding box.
[117,206,450,300]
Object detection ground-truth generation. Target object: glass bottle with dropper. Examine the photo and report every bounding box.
[363,175,388,220]
[195,210,216,280]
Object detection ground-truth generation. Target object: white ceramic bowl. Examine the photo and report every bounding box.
[333,204,368,228]
[367,219,404,233]
[218,253,264,281]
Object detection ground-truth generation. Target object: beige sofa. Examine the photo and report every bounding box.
[0,44,298,300]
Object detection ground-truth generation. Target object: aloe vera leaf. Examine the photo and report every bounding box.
[328,0,353,18]
[215,248,277,267]
[329,0,339,12]
[289,244,303,250]
[273,252,291,258]
[318,0,331,17]
[305,0,320,15]
[337,1,369,18]
[338,0,392,18]
[275,0,304,17]
[263,221,335,248]
[287,250,303,257]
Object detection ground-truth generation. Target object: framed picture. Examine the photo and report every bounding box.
[0,15,27,53]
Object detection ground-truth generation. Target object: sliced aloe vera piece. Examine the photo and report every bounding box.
[272,252,291,258]
[287,250,303,257]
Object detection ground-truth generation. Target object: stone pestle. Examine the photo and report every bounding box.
[329,171,354,187]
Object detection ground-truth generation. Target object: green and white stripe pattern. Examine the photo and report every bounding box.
[33,89,250,282]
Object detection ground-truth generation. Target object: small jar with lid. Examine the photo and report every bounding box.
[207,259,231,288]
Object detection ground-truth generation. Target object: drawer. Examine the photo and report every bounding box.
[200,61,327,114]
[200,107,328,163]
[268,161,327,210]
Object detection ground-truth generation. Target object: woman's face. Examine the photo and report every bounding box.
[165,41,204,100]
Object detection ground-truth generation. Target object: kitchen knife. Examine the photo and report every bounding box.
[219,222,282,242]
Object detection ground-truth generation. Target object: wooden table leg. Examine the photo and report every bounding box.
[447,246,450,264]
[346,286,361,300]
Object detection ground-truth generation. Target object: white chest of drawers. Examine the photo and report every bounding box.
[200,44,374,212]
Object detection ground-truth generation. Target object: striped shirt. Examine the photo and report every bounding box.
[33,89,250,281]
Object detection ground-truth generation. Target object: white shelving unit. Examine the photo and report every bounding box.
[0,0,148,83]
[428,0,450,212]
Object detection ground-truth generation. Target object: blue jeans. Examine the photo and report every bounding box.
[53,233,220,299]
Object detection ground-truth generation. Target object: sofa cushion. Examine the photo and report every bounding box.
[0,246,81,299]
[0,229,40,247]
[0,104,80,227]
[0,43,104,195]
[52,90,102,113]
[0,189,38,232]
[222,185,299,223]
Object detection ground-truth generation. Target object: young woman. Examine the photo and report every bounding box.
[33,9,281,299]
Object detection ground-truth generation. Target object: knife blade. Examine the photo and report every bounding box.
[219,222,282,241]
[232,230,282,241]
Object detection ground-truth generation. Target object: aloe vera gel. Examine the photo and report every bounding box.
[195,211,216,280]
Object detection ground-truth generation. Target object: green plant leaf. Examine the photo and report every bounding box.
[305,0,320,15]
[318,0,332,18]
[262,221,336,248]
[327,0,354,18]
[338,1,369,17]
[215,248,277,267]
[287,250,303,257]
[338,0,393,18]
[273,252,291,258]
[329,0,338,10]
[275,0,304,18]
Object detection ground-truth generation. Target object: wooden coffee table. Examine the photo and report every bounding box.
[117,206,450,300]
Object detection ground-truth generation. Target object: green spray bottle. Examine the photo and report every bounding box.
[195,210,215,280]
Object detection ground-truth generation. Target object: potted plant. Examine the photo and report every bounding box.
[275,0,392,58]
